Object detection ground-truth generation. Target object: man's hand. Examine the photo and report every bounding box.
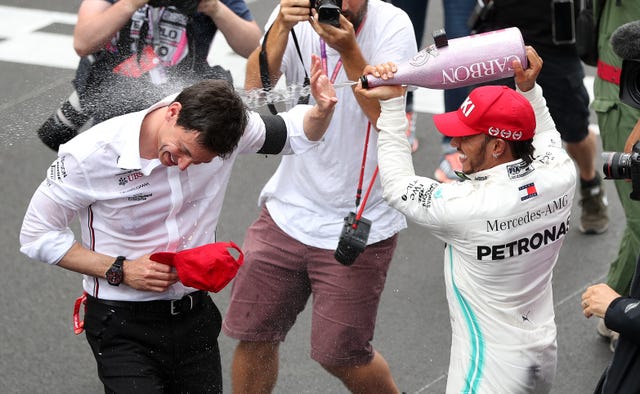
[277,0,312,31]
[513,46,543,93]
[302,54,337,141]
[125,254,179,292]
[355,62,406,101]
[197,0,220,18]
[581,283,621,319]
[624,119,640,153]
[310,13,357,55]
[309,54,338,114]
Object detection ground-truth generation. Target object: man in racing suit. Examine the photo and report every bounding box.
[358,47,576,392]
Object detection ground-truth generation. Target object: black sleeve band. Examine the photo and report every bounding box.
[257,114,288,154]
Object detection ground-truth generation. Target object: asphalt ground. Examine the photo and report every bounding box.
[0,1,621,393]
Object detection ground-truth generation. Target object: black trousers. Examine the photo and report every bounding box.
[84,292,222,394]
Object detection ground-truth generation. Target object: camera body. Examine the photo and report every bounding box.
[551,0,576,45]
[37,90,92,151]
[334,212,371,266]
[619,59,640,109]
[603,142,640,201]
[310,0,342,27]
[148,0,199,15]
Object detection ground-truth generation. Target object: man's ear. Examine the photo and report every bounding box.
[493,138,508,157]
[166,102,182,122]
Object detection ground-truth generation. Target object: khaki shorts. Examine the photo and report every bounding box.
[222,206,397,367]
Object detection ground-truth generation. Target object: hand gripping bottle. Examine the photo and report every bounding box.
[360,27,527,90]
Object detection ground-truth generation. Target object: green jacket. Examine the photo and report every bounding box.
[592,0,640,115]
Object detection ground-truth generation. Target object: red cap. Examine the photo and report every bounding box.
[150,241,244,293]
[433,85,536,141]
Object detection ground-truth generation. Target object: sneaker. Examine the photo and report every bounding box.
[434,147,462,183]
[405,111,419,153]
[579,174,609,234]
[597,318,619,353]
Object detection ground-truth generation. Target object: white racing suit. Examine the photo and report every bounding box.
[376,84,576,393]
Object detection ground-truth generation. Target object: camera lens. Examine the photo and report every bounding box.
[619,59,640,110]
[334,212,370,266]
[315,0,342,27]
[334,240,359,266]
[602,151,632,179]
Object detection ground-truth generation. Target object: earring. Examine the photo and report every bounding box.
[492,153,499,159]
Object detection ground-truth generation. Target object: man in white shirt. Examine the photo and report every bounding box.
[20,57,336,393]
[223,1,415,393]
[358,47,575,393]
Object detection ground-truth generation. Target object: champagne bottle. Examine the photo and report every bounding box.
[360,27,527,90]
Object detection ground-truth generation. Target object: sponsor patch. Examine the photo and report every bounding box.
[401,181,439,208]
[519,182,538,201]
[47,156,68,182]
[507,161,533,180]
[127,193,152,201]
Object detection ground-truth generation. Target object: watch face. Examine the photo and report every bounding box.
[106,267,123,285]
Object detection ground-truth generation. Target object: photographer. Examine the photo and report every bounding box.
[359,46,575,392]
[579,19,640,394]
[581,251,640,393]
[591,2,640,352]
[37,0,261,151]
[222,0,416,393]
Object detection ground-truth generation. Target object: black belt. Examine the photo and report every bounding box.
[86,291,208,316]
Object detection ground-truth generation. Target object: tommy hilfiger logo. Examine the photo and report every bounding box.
[519,183,538,201]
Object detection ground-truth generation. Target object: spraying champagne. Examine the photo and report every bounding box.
[360,27,527,90]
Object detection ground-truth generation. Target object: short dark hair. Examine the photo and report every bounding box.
[483,135,535,164]
[509,139,535,164]
[173,79,248,159]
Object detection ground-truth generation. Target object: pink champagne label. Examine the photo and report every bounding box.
[365,27,527,89]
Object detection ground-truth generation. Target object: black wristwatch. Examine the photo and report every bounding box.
[106,256,126,286]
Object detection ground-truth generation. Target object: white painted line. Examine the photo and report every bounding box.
[0,5,599,116]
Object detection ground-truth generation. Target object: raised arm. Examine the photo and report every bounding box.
[310,13,382,125]
[514,47,561,150]
[302,54,338,140]
[74,0,149,57]
[198,0,261,58]
[245,0,310,89]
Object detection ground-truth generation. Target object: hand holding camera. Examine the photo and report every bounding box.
[600,20,640,200]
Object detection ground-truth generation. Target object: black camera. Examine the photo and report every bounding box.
[551,0,576,45]
[148,0,199,15]
[620,59,640,109]
[334,212,371,266]
[310,0,342,27]
[37,90,92,151]
[603,141,640,201]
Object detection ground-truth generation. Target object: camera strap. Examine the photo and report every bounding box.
[259,27,310,115]
[354,122,378,223]
[355,166,378,223]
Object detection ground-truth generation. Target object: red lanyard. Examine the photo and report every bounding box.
[319,17,375,216]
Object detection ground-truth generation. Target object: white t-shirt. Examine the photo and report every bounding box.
[259,0,416,249]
